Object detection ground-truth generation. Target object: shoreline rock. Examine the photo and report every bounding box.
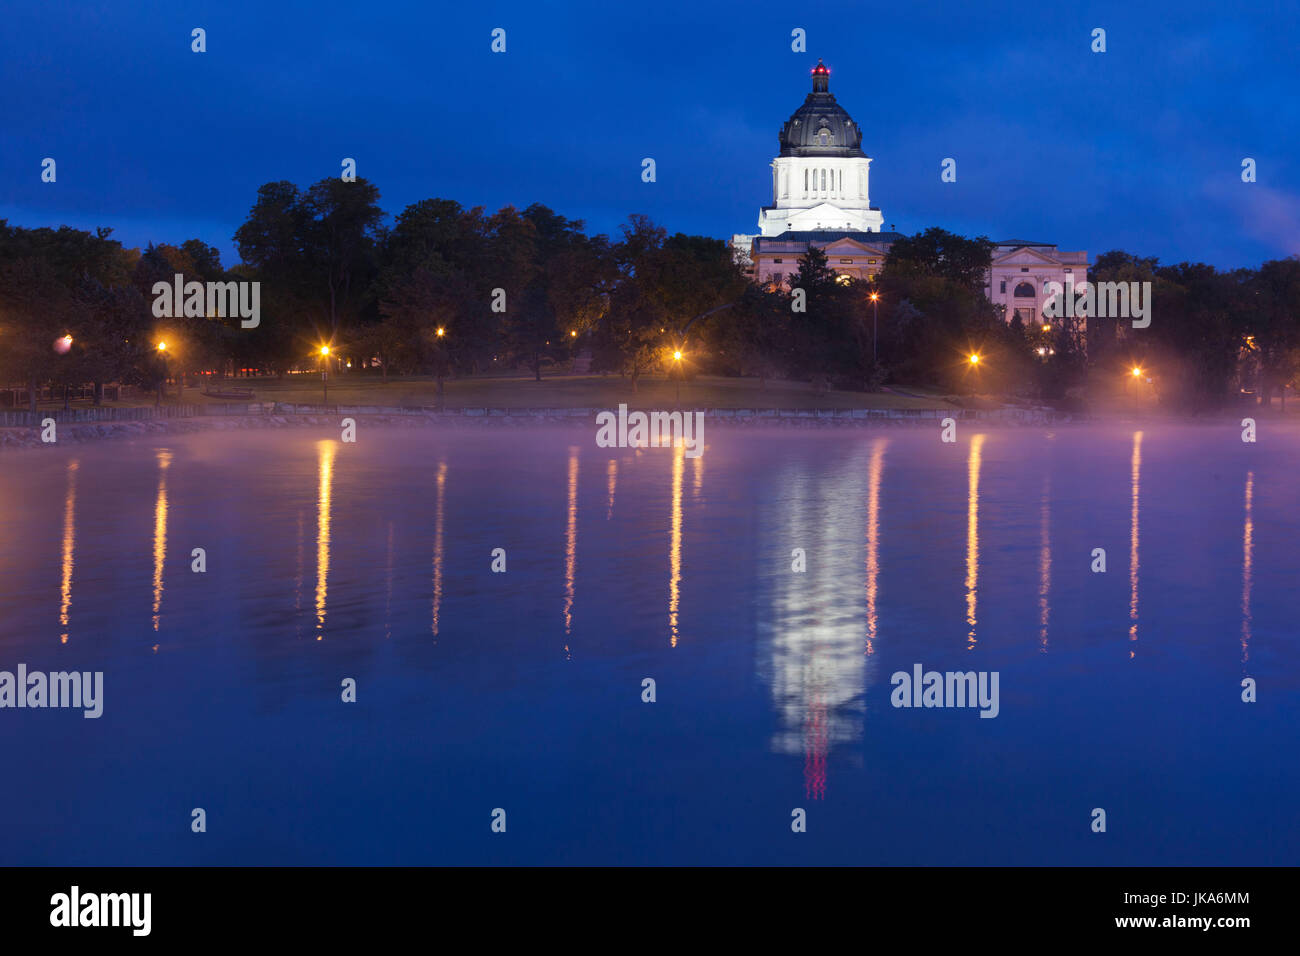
[0,404,1281,450]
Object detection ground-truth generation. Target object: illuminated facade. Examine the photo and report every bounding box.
[731,61,1089,327]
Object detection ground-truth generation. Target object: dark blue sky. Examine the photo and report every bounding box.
[2,0,1297,269]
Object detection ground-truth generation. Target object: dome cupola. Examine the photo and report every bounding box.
[777,59,865,158]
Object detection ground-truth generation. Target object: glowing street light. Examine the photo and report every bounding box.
[969,353,982,365]
[435,327,445,338]
[870,291,880,365]
[319,345,332,404]
[154,340,170,406]
[1132,366,1143,378]
[570,330,577,338]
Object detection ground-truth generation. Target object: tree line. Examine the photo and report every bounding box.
[1,177,1297,412]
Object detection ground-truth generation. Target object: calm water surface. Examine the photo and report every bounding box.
[0,424,1296,865]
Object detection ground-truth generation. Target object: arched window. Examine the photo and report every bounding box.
[819,129,829,146]
[804,169,808,193]
[1014,282,1036,298]
[821,169,826,191]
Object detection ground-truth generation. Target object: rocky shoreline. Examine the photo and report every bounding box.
[0,405,1078,450]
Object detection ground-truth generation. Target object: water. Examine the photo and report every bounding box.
[0,424,1295,865]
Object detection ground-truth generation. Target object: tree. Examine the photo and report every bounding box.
[709,283,790,387]
[598,217,744,390]
[883,227,995,290]
[877,230,1007,393]
[0,258,80,410]
[1249,258,1300,409]
[0,222,135,409]
[301,177,385,338]
[375,266,461,400]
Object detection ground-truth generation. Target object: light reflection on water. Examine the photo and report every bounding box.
[0,424,1296,865]
[762,445,873,800]
[863,439,886,657]
[151,450,172,633]
[965,433,984,649]
[564,447,578,642]
[605,459,617,521]
[58,460,78,644]
[1037,472,1051,653]
[314,440,334,638]
[668,446,683,647]
[431,459,446,639]
[1241,469,1254,665]
[1128,430,1143,651]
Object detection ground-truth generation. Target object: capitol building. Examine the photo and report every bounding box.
[731,60,1089,328]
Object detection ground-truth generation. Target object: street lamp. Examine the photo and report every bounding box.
[155,341,168,406]
[435,327,445,338]
[320,346,331,405]
[673,349,683,406]
[870,291,880,365]
[969,353,981,365]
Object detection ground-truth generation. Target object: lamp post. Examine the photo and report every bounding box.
[156,341,167,406]
[433,328,447,408]
[870,291,880,365]
[319,346,330,405]
[673,349,683,406]
[57,335,74,409]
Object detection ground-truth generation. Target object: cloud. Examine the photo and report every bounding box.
[1203,178,1300,257]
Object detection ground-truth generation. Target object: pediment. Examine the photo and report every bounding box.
[818,237,889,254]
[992,246,1061,266]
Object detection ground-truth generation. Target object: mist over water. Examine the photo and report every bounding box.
[0,425,1295,865]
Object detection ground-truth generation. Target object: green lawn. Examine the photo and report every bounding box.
[41,374,957,411]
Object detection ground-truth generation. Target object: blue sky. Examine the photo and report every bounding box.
[1,0,1297,269]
